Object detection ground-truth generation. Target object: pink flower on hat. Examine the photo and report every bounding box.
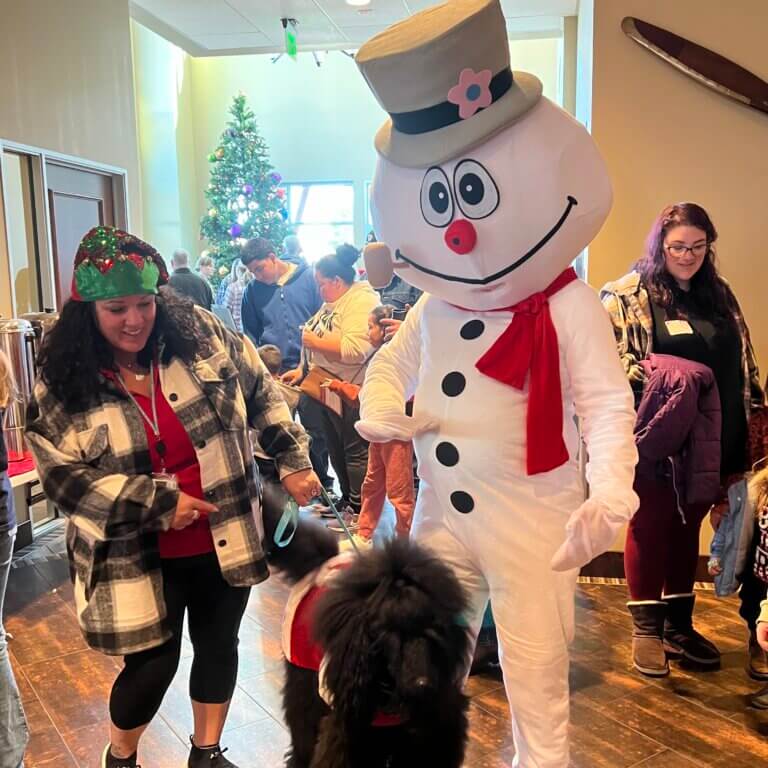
[447,68,493,119]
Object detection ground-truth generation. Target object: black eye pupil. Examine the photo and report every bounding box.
[460,173,484,206]
[429,182,450,214]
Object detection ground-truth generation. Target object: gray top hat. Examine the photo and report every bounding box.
[356,0,543,169]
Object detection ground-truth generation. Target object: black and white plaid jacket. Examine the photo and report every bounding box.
[26,308,311,656]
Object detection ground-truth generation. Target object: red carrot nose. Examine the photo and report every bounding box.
[444,219,477,255]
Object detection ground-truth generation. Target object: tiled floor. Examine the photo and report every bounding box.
[7,520,768,767]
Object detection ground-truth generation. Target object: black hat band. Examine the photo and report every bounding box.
[390,67,514,136]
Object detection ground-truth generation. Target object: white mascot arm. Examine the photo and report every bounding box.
[357,295,436,443]
[550,284,639,572]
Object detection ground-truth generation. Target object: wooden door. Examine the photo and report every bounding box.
[46,162,115,305]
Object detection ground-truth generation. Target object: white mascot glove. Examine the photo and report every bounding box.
[550,497,625,572]
[356,413,438,443]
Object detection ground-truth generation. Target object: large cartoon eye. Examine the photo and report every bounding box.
[453,160,499,220]
[420,167,454,228]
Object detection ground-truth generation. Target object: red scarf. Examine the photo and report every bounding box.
[475,267,578,476]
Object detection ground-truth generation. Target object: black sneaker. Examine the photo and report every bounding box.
[101,745,140,768]
[319,492,344,518]
[188,739,239,768]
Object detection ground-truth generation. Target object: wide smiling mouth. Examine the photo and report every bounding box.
[395,195,578,286]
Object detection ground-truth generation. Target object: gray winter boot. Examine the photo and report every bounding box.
[628,601,669,677]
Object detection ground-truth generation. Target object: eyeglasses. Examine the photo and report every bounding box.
[664,242,708,258]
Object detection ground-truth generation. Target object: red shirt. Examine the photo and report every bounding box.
[109,366,214,559]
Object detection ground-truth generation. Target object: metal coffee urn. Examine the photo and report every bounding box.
[0,319,37,461]
[21,310,59,373]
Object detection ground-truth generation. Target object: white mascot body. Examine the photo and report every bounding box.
[355,1,638,766]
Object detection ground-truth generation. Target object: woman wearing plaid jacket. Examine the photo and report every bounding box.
[25,227,321,768]
[601,203,763,679]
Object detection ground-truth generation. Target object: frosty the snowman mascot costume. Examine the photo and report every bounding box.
[355,1,639,765]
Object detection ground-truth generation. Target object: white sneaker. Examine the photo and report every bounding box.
[340,533,373,552]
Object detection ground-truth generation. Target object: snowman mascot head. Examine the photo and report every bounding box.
[358,0,612,310]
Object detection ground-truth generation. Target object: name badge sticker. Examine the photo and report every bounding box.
[665,320,693,336]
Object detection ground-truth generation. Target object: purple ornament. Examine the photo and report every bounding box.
[229,223,242,237]
[242,183,254,195]
[271,172,282,183]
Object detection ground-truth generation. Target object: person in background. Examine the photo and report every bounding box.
[329,305,414,549]
[257,344,282,378]
[602,202,763,677]
[0,350,28,768]
[196,255,215,284]
[258,344,299,419]
[216,258,241,306]
[169,249,213,310]
[240,238,333,500]
[26,226,319,768]
[282,245,380,526]
[282,234,303,265]
[754,492,768,703]
[223,261,251,333]
[366,230,422,325]
[240,238,321,372]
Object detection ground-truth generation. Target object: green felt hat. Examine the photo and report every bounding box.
[71,226,169,302]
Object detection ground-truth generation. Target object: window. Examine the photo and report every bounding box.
[284,182,354,262]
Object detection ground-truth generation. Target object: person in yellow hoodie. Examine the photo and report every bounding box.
[283,245,380,524]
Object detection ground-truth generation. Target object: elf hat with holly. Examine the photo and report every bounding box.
[71,226,169,302]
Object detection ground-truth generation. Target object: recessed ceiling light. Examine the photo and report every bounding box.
[346,0,371,6]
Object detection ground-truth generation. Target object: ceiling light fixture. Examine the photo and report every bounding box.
[346,0,371,7]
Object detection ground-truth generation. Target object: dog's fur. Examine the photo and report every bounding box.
[262,484,470,768]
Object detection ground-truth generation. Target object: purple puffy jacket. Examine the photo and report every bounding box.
[635,354,722,506]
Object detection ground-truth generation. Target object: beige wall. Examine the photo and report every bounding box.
[588,0,768,372]
[0,0,142,232]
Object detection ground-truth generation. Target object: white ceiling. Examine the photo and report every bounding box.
[129,0,576,57]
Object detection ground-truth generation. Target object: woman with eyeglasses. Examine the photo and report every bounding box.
[601,202,764,677]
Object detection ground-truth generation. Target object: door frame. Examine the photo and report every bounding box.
[0,138,130,314]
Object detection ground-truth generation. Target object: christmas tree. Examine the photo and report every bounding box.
[200,93,290,285]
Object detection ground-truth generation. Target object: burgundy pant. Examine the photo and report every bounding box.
[624,474,710,601]
[357,440,415,540]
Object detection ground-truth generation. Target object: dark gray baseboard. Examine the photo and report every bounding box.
[580,551,713,583]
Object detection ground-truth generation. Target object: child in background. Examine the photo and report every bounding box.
[258,344,299,417]
[327,306,415,549]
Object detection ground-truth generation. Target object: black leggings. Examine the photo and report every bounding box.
[109,553,250,730]
[320,400,369,512]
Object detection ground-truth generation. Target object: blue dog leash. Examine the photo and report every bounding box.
[319,487,360,555]
[272,488,360,555]
[273,497,300,548]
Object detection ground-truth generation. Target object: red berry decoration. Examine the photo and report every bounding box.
[127,253,146,270]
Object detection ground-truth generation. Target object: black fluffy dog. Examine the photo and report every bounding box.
[261,485,470,768]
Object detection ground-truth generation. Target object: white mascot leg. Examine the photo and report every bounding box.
[482,506,578,767]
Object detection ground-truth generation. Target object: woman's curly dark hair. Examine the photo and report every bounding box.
[37,288,205,412]
[633,202,732,320]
